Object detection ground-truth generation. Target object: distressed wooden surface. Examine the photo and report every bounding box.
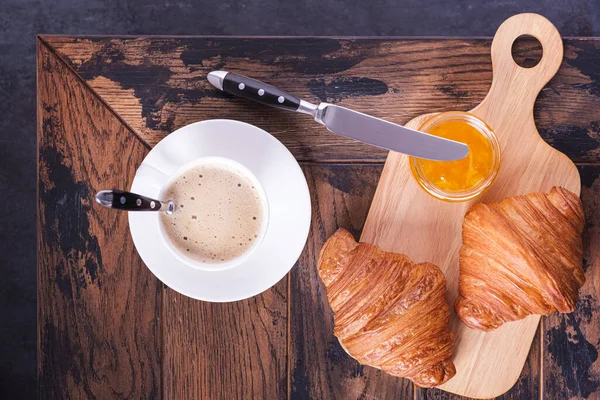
[37,41,161,398]
[163,282,288,399]
[542,165,600,400]
[43,36,600,163]
[37,35,600,399]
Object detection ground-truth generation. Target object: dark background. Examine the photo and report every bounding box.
[2,0,599,398]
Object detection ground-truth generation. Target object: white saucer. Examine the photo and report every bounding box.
[128,120,311,302]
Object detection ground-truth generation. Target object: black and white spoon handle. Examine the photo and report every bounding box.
[95,190,175,214]
[207,70,318,115]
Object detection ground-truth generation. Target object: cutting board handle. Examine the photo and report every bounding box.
[476,13,563,121]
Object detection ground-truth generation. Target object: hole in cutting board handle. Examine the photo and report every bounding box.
[511,34,543,68]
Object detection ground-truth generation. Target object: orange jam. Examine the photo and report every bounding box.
[410,112,500,202]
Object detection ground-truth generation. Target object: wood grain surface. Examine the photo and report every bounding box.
[38,33,600,399]
[42,35,600,163]
[38,39,290,400]
[37,41,161,398]
[543,165,600,400]
[414,331,541,400]
[163,281,288,399]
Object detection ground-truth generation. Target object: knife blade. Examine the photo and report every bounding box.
[207,70,468,161]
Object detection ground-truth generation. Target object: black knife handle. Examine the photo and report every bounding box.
[221,72,301,112]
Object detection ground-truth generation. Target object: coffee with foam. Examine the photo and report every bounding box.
[160,160,265,265]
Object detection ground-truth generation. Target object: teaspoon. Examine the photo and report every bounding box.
[95,190,175,214]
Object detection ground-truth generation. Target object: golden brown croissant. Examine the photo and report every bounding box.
[318,228,456,387]
[456,187,585,331]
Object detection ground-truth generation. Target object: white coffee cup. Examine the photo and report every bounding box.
[157,156,270,272]
[128,119,310,302]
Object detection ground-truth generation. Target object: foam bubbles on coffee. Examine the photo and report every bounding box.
[160,161,264,264]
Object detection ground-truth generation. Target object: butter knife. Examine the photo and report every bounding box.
[207,71,468,161]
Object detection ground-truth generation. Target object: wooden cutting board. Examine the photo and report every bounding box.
[361,13,581,399]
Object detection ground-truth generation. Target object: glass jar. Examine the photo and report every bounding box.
[410,111,501,202]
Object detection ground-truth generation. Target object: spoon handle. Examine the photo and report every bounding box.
[95,190,175,214]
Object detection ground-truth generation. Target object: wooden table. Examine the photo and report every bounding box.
[37,35,600,399]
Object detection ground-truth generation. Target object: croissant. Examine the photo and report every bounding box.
[456,187,585,331]
[318,228,456,387]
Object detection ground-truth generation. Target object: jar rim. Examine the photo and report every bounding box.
[410,111,501,202]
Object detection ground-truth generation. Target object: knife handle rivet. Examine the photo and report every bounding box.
[238,83,245,90]
[258,89,265,96]
[136,199,142,206]
[277,96,284,104]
